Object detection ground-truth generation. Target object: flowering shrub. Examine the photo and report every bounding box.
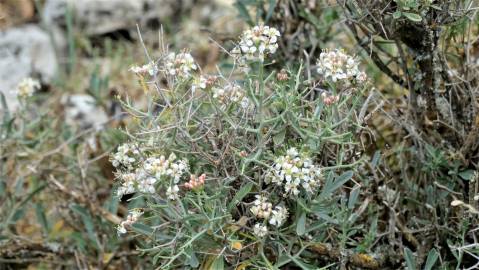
[111,25,373,268]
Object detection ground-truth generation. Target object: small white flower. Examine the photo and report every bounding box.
[233,25,281,63]
[117,224,127,234]
[164,52,197,78]
[213,88,226,101]
[129,209,143,220]
[269,206,288,227]
[212,83,252,110]
[286,147,299,158]
[253,223,268,237]
[167,160,188,183]
[111,143,140,170]
[129,62,158,76]
[316,49,361,82]
[117,209,143,235]
[166,185,180,200]
[192,76,207,92]
[240,97,251,109]
[144,156,169,178]
[137,177,157,193]
[356,71,368,83]
[284,178,301,196]
[117,172,136,197]
[16,78,40,99]
[250,195,273,219]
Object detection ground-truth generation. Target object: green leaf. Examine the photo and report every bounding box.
[69,204,98,249]
[298,8,322,30]
[265,0,277,23]
[71,232,87,252]
[348,186,360,209]
[287,253,317,270]
[273,129,286,146]
[371,151,381,169]
[228,182,253,211]
[404,247,417,270]
[393,11,402,19]
[321,170,354,197]
[0,92,11,130]
[403,12,422,22]
[35,203,50,234]
[131,223,154,236]
[234,1,253,26]
[104,191,120,214]
[11,208,26,223]
[423,248,439,270]
[186,248,199,268]
[0,179,5,198]
[297,198,312,213]
[296,212,306,236]
[210,255,224,270]
[458,169,476,181]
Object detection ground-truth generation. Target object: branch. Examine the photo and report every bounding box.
[308,243,393,269]
[346,21,406,87]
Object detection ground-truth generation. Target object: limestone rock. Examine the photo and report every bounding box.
[0,24,58,112]
[42,0,193,36]
[61,94,108,131]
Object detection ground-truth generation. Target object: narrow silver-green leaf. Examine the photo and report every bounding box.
[296,212,306,236]
[424,248,439,270]
[228,182,253,211]
[322,170,353,196]
[404,247,417,270]
[403,12,422,22]
[210,255,224,270]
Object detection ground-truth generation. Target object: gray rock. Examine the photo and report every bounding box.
[0,24,58,112]
[42,0,193,36]
[61,94,108,131]
[61,94,109,151]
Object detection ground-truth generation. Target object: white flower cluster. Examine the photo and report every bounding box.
[213,84,251,110]
[191,76,207,92]
[129,62,158,76]
[165,52,197,78]
[233,25,280,62]
[253,223,268,237]
[269,206,288,227]
[316,49,366,82]
[266,147,322,197]
[111,143,141,170]
[113,150,189,198]
[143,154,188,183]
[166,185,179,200]
[117,209,143,235]
[16,77,40,99]
[192,75,217,92]
[250,195,272,219]
[250,196,288,238]
[117,168,158,196]
[117,172,136,195]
